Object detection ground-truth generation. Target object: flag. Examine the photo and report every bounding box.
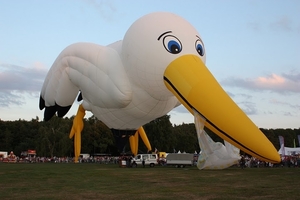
[278,135,284,147]
[278,135,285,156]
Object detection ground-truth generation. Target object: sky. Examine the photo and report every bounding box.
[0,0,299,129]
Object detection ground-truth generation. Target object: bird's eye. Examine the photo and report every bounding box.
[163,35,182,54]
[195,39,204,56]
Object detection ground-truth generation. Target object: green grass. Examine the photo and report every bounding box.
[0,163,299,200]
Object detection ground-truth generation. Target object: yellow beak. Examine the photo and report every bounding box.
[164,55,280,163]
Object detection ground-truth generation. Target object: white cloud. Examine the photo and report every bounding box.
[0,91,25,107]
[270,16,293,31]
[270,99,300,112]
[82,0,117,21]
[239,101,258,115]
[221,71,300,94]
[0,62,48,106]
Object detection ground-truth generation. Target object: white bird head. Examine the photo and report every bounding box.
[122,12,206,99]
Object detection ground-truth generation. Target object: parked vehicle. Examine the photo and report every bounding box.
[166,153,194,168]
[131,154,158,167]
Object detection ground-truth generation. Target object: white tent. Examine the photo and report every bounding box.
[278,145,300,156]
[0,151,8,158]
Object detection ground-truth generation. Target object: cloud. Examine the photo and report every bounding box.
[270,16,293,31]
[226,91,235,98]
[0,91,25,107]
[227,92,257,115]
[0,62,48,106]
[247,21,261,31]
[236,93,253,99]
[221,71,300,94]
[248,16,297,33]
[281,70,300,82]
[0,62,47,91]
[171,105,189,114]
[270,99,300,112]
[238,101,258,115]
[282,111,293,116]
[82,0,117,21]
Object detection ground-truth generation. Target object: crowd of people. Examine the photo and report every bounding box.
[1,154,125,164]
[239,154,299,169]
[2,152,299,169]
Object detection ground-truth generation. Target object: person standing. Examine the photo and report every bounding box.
[240,156,245,169]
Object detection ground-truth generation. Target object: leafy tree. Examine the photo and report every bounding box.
[173,123,199,153]
[38,116,70,157]
[0,114,299,158]
[144,115,175,153]
[261,129,278,149]
[81,115,114,155]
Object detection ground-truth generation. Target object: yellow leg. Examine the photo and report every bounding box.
[129,131,139,156]
[129,134,137,156]
[69,105,85,163]
[137,127,152,152]
[129,127,152,155]
[133,131,139,155]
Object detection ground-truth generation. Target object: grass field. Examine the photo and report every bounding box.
[0,163,299,200]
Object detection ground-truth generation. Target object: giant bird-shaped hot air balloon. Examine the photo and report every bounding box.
[39,12,280,166]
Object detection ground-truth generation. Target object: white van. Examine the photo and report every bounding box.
[131,154,158,167]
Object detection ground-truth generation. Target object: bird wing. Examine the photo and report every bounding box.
[39,42,132,121]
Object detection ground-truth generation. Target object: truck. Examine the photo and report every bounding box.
[166,153,195,168]
[131,154,158,167]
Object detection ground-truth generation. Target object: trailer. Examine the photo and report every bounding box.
[166,153,195,168]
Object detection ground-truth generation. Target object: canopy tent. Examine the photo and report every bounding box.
[278,145,300,156]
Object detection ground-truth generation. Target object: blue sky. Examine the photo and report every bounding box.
[0,0,299,128]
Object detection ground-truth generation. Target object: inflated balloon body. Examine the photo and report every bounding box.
[39,12,280,167]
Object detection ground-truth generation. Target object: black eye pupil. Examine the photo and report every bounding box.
[171,45,179,53]
[163,36,182,54]
[196,44,204,56]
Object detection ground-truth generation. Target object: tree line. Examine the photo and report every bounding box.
[0,115,299,157]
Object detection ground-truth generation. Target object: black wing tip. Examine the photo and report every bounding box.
[44,106,56,121]
[57,104,72,118]
[43,103,72,121]
[39,96,45,110]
